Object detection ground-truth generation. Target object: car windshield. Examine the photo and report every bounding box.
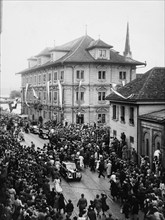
[66,163,76,170]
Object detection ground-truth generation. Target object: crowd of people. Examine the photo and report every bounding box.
[0,112,165,220]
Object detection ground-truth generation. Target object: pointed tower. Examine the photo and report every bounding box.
[123,22,132,58]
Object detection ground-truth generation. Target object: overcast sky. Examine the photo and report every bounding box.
[1,0,164,95]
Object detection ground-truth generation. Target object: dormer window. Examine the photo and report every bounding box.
[51,53,53,60]
[38,58,41,65]
[99,49,106,58]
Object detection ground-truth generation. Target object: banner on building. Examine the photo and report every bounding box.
[25,83,30,106]
[110,84,133,99]
[32,87,38,99]
[57,80,63,109]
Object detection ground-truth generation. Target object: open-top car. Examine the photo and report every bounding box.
[60,161,82,181]
[38,128,49,139]
[29,125,39,134]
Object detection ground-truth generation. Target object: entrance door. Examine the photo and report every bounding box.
[76,114,84,124]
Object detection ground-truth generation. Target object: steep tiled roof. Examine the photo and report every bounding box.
[16,35,144,74]
[35,47,52,57]
[58,35,96,63]
[139,109,165,123]
[106,67,165,102]
[87,39,113,49]
[50,36,84,52]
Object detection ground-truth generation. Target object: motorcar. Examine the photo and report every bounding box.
[29,125,39,134]
[38,128,49,139]
[60,161,82,181]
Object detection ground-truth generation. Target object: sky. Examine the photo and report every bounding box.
[1,0,165,96]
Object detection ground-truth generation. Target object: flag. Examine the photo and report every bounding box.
[32,87,38,99]
[78,80,82,109]
[57,80,63,109]
[25,83,29,106]
[8,98,18,112]
[110,86,134,99]
[46,81,50,102]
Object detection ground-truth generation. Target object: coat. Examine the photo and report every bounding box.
[106,162,112,176]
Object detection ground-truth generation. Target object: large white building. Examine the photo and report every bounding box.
[16,25,144,125]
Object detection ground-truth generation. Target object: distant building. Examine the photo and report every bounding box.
[106,67,165,166]
[16,27,144,125]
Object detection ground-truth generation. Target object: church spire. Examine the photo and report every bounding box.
[123,22,132,58]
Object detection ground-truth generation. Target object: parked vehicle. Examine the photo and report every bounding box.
[60,161,82,181]
[38,128,49,139]
[29,125,39,134]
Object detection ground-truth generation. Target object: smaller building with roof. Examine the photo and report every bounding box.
[105,67,165,166]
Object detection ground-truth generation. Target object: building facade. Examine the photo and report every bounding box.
[17,31,144,125]
[139,109,165,167]
[106,67,165,165]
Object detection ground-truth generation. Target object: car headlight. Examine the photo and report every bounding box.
[76,172,81,177]
[67,172,73,178]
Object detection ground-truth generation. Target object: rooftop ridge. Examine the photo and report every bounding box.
[62,36,86,62]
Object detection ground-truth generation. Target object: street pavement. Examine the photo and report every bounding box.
[22,131,144,220]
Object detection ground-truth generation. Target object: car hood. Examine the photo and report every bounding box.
[68,168,77,173]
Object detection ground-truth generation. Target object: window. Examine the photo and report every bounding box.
[29,91,32,101]
[49,91,52,103]
[49,111,51,119]
[98,114,106,123]
[43,111,46,118]
[113,130,117,137]
[98,71,106,80]
[48,73,52,83]
[43,91,46,100]
[112,105,116,120]
[60,71,64,81]
[98,92,105,101]
[130,136,134,143]
[38,92,41,101]
[53,72,58,83]
[129,107,134,125]
[120,106,125,122]
[34,75,37,85]
[43,74,46,84]
[38,75,41,85]
[76,92,84,102]
[76,70,84,80]
[53,91,57,102]
[119,71,126,80]
[99,49,106,58]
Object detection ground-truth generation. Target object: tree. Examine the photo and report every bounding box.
[9,90,21,99]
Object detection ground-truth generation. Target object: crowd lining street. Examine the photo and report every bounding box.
[0,113,165,220]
